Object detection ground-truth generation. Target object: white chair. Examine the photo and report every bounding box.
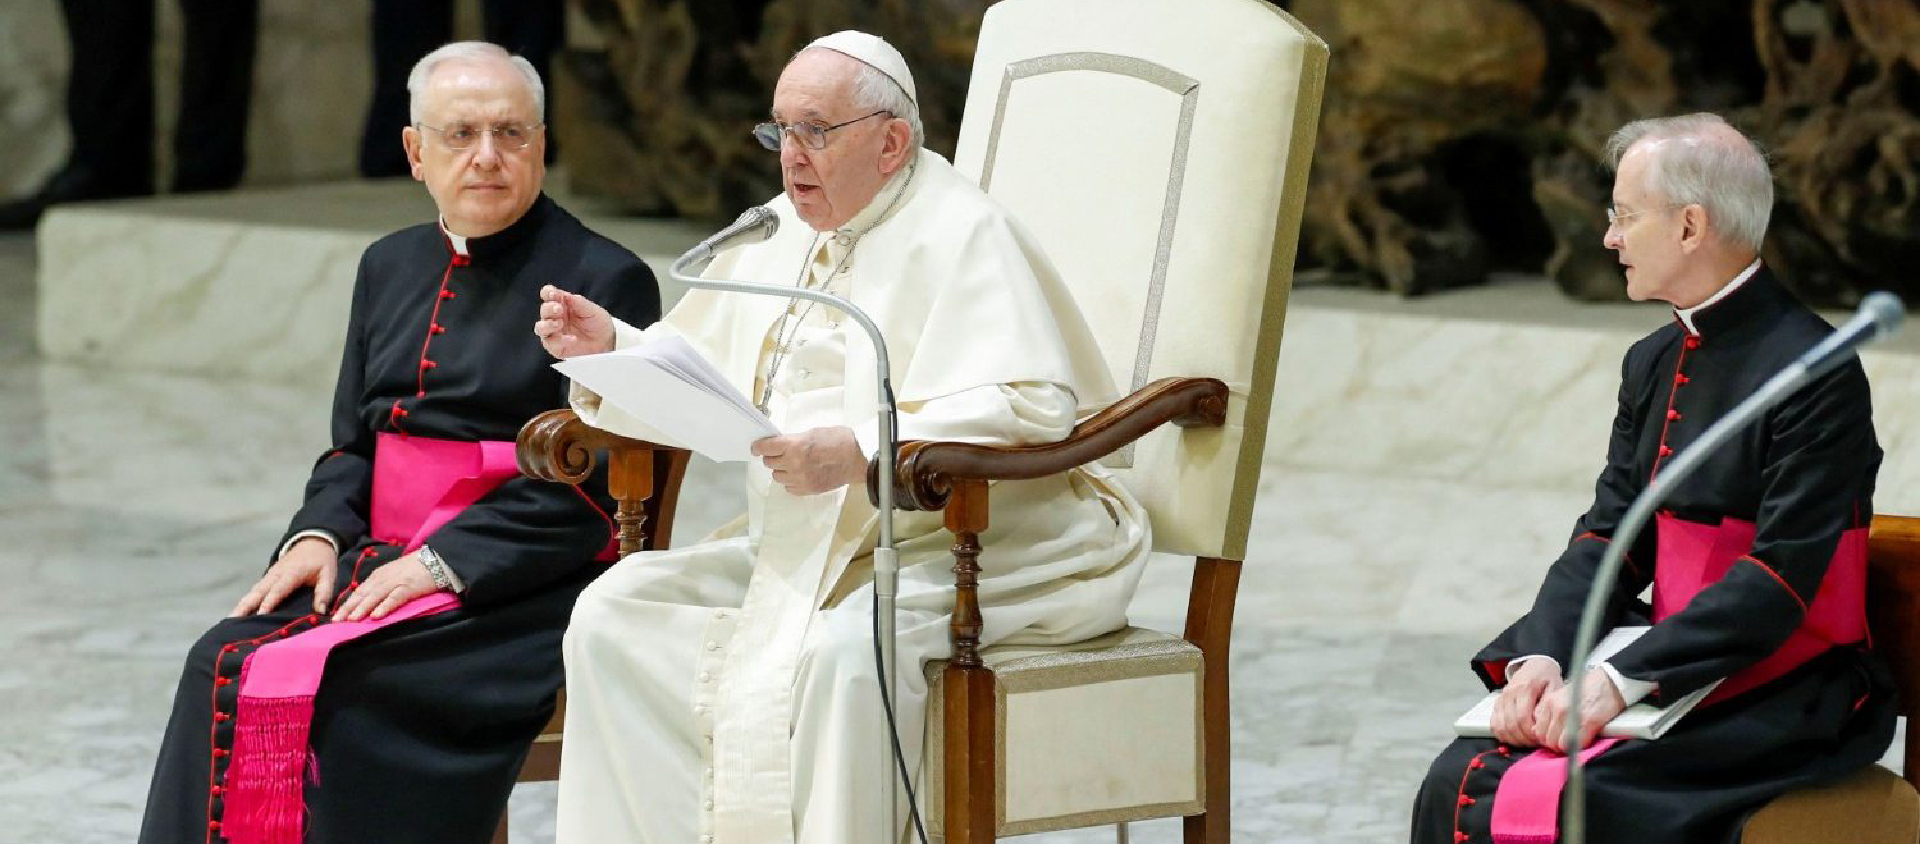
[905,2,1329,840]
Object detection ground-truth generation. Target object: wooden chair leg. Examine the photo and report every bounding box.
[944,663,998,844]
[1183,557,1240,844]
[944,480,997,844]
[491,812,510,844]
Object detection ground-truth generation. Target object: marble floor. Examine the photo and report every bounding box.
[0,218,1901,844]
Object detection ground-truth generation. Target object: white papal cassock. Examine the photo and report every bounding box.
[554,148,1150,844]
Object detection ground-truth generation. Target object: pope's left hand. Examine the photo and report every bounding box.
[751,426,867,496]
[1534,667,1627,754]
[332,553,439,622]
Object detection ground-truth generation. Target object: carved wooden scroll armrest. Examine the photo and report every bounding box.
[873,376,1229,512]
[869,376,1228,671]
[516,408,691,555]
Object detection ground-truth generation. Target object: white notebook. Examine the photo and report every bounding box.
[1453,626,1721,741]
[554,335,778,463]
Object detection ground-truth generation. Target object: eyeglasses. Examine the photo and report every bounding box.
[1605,203,1685,229]
[417,122,544,152]
[752,111,890,151]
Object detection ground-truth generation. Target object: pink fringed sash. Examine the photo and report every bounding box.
[1489,513,1868,844]
[1490,738,1622,844]
[221,433,520,844]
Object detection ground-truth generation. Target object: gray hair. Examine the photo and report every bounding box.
[407,41,545,125]
[1605,113,1773,253]
[798,46,923,149]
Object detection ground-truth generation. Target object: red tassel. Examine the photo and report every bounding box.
[223,694,316,844]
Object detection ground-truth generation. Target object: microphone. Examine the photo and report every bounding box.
[1557,291,1906,844]
[1788,291,1905,386]
[680,206,780,274]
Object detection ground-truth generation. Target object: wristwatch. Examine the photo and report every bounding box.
[417,544,455,591]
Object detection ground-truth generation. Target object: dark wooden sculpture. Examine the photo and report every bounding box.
[556,0,1917,304]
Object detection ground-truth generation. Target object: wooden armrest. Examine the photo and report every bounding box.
[877,376,1228,511]
[516,409,692,554]
[516,409,669,483]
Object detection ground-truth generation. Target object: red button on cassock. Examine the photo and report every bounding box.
[1667,409,1681,421]
[1684,337,1701,350]
[1660,445,1674,457]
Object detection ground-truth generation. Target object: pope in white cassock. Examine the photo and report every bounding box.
[533,31,1150,844]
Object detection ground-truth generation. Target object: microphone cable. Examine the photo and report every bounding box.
[870,380,932,844]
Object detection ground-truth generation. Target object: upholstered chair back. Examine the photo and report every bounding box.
[953,0,1328,560]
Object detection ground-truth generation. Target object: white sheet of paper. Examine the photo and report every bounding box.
[554,341,777,463]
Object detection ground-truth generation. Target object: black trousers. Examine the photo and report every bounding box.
[358,0,565,178]
[136,550,591,844]
[60,0,258,193]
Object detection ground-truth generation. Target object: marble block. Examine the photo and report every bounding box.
[36,181,710,384]
[1268,280,1920,515]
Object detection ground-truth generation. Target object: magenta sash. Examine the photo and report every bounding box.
[222,433,519,844]
[1490,513,1867,844]
[1490,738,1622,844]
[1650,513,1867,703]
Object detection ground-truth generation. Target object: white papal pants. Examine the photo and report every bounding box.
[554,536,951,844]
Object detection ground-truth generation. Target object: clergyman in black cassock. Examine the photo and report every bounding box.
[135,42,660,844]
[137,193,659,844]
[1412,115,1895,844]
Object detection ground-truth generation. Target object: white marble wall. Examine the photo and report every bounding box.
[1270,292,1920,516]
[34,182,705,384]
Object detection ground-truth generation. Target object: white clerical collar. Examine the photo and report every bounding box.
[1675,258,1761,335]
[439,217,470,256]
[831,152,919,244]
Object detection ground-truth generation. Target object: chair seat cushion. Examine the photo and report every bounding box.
[1741,764,1919,844]
[927,626,1205,836]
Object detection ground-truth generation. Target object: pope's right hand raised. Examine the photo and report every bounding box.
[535,284,616,359]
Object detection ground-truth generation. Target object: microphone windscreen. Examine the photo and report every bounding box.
[1860,291,1906,338]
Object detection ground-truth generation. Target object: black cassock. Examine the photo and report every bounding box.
[138,195,660,844]
[1412,268,1896,844]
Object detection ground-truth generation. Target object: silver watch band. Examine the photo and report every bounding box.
[417,545,454,591]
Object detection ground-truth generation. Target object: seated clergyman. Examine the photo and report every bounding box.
[1411,113,1895,844]
[532,31,1150,844]
[136,42,660,844]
